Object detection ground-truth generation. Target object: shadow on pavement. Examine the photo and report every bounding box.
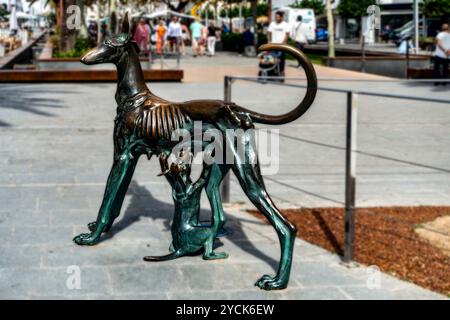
[0,86,71,126]
[401,80,450,92]
[0,119,11,127]
[312,210,344,258]
[103,180,279,271]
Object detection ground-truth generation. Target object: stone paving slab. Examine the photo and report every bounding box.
[0,204,445,299]
[0,65,449,299]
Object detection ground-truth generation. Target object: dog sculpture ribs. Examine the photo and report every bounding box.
[74,13,317,290]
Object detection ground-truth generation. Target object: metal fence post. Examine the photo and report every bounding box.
[361,36,366,73]
[176,37,181,70]
[344,92,358,263]
[406,38,411,79]
[221,76,232,203]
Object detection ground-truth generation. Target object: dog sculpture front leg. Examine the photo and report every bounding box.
[74,142,139,245]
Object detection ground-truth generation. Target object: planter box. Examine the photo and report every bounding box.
[29,38,183,81]
[323,55,431,78]
[0,69,183,82]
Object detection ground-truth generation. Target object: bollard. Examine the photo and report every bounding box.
[221,76,232,203]
[344,92,358,263]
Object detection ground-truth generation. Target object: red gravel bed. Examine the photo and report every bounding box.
[248,206,450,295]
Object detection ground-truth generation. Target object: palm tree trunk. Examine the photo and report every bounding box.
[251,0,257,47]
[326,0,335,58]
[97,2,101,44]
[60,0,78,52]
[228,0,232,32]
[77,0,87,38]
[214,2,218,25]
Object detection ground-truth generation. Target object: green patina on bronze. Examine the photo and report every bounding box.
[73,13,317,290]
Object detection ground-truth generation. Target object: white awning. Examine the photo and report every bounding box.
[16,12,37,19]
[6,11,37,20]
[132,10,196,20]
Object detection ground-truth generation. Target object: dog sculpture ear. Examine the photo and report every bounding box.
[122,12,130,35]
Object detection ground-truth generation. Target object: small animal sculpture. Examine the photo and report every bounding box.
[144,151,228,262]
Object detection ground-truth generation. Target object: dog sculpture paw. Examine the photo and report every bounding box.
[255,274,287,291]
[73,232,101,246]
[203,252,229,260]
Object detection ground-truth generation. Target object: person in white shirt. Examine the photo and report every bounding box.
[292,15,307,51]
[167,16,182,54]
[268,11,290,75]
[434,23,450,86]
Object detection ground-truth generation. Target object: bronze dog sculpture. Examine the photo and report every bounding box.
[74,13,317,290]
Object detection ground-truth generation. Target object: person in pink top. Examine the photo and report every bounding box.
[133,18,150,55]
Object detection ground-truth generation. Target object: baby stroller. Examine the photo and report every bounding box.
[257,51,284,82]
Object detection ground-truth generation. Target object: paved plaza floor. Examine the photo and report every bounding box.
[0,54,449,299]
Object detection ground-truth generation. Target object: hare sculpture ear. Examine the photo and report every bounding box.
[122,12,130,35]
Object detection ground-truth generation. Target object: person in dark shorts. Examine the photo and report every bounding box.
[167,16,182,53]
[433,23,450,86]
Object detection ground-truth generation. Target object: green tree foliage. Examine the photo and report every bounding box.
[219,1,268,18]
[420,0,450,19]
[290,0,325,16]
[337,0,377,19]
[201,8,214,19]
[53,37,95,57]
[0,4,9,20]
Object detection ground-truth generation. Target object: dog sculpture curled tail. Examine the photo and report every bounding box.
[74,12,317,291]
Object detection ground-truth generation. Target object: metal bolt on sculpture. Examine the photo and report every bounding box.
[74,13,317,290]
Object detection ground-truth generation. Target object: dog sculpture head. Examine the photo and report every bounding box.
[81,12,140,65]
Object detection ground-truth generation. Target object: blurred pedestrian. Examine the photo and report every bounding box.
[382,24,391,43]
[167,16,182,54]
[243,27,255,56]
[155,18,167,55]
[87,21,97,43]
[268,11,290,75]
[433,23,450,86]
[134,18,150,55]
[200,23,208,56]
[145,20,152,56]
[100,21,110,42]
[207,21,217,56]
[222,23,229,34]
[180,22,189,55]
[292,15,307,52]
[190,18,203,57]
